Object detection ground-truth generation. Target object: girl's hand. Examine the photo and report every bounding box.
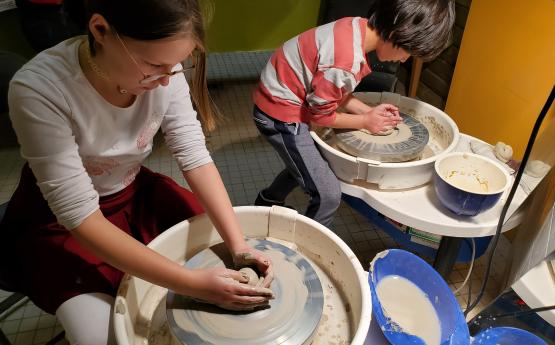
[187,267,274,311]
[362,103,402,133]
[232,245,274,288]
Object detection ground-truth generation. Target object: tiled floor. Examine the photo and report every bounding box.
[206,51,273,82]
[0,52,510,344]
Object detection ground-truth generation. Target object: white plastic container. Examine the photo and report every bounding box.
[512,260,555,326]
[113,206,372,345]
[311,92,460,189]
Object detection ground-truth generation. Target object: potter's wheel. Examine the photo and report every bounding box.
[166,239,324,345]
[334,112,429,162]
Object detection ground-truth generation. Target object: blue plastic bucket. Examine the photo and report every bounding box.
[472,327,547,345]
[369,249,469,345]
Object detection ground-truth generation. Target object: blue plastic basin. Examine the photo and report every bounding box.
[472,327,547,345]
[369,249,469,345]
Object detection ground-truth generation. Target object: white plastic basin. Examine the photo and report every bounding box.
[113,206,371,345]
[512,260,555,326]
[311,92,460,189]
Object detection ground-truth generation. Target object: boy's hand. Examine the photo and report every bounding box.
[362,103,402,134]
[232,245,274,288]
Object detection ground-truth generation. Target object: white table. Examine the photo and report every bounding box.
[341,134,529,277]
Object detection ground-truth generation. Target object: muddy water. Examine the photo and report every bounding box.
[376,275,441,345]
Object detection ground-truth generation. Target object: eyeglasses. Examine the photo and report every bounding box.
[114,30,196,85]
[139,64,195,84]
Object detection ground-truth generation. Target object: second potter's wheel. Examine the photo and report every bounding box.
[334,112,429,162]
[166,239,324,345]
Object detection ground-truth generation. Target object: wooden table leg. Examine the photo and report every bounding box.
[408,57,424,97]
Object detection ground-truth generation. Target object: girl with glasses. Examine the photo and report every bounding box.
[1,1,274,344]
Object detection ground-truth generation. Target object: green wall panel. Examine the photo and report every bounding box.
[204,0,321,52]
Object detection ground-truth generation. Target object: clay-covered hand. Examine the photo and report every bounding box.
[232,245,274,288]
[362,103,402,134]
[188,267,274,311]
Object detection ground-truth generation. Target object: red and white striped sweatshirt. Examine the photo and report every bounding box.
[253,17,371,126]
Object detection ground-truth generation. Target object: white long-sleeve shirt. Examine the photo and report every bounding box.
[8,36,212,230]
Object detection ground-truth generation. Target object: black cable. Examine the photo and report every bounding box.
[490,304,555,319]
[465,85,555,317]
[466,273,472,312]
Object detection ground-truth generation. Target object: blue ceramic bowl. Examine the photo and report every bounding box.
[472,327,547,345]
[369,249,469,345]
[434,152,511,216]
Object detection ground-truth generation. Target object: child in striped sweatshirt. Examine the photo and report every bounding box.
[253,0,455,227]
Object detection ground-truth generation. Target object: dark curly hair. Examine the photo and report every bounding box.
[367,0,456,61]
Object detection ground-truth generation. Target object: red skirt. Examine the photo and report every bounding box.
[0,164,204,314]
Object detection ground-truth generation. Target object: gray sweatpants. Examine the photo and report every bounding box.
[253,106,341,227]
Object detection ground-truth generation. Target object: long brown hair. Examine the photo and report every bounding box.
[85,0,219,131]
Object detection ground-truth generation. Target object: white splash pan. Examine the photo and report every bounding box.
[113,206,371,345]
[311,92,460,189]
[512,259,555,326]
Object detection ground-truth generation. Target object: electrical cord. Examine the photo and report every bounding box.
[464,85,555,317]
[464,239,474,313]
[489,304,555,320]
[466,269,472,312]
[453,238,476,295]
